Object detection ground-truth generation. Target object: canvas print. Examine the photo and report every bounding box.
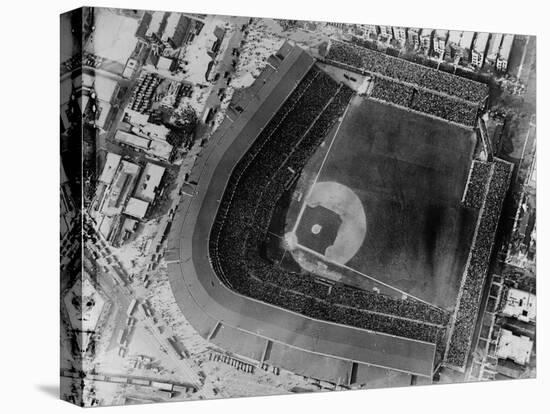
[60,6,536,407]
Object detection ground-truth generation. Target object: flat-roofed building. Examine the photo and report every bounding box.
[115,130,151,151]
[156,55,177,72]
[497,34,514,72]
[100,160,141,217]
[496,329,533,366]
[145,11,167,38]
[134,163,165,202]
[502,288,536,323]
[161,13,191,49]
[132,122,170,142]
[472,32,490,68]
[114,130,173,161]
[122,58,139,79]
[99,153,122,185]
[124,197,150,219]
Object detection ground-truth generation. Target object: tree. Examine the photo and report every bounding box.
[167,105,198,149]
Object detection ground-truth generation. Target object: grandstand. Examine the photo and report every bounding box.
[209,64,449,346]
[167,42,511,385]
[444,159,513,370]
[324,40,487,127]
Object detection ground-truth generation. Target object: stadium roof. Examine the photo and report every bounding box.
[168,43,437,381]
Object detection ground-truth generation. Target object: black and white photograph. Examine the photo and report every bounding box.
[57,4,539,407]
[1,1,547,413]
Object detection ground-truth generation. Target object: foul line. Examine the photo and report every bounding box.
[295,242,445,310]
[291,100,352,234]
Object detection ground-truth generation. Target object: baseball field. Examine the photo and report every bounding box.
[288,96,479,309]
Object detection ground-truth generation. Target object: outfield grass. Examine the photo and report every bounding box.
[301,97,478,309]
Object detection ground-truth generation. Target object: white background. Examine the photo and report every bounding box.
[0,0,546,411]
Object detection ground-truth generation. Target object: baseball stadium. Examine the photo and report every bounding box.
[166,40,513,387]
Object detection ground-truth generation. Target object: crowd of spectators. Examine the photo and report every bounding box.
[410,90,479,127]
[462,161,492,209]
[208,66,450,348]
[369,76,478,127]
[325,40,489,103]
[370,77,414,107]
[445,160,513,368]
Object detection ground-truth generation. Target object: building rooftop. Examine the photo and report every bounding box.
[459,31,474,49]
[115,130,151,150]
[146,11,166,37]
[502,288,536,322]
[99,153,122,184]
[157,56,176,71]
[473,32,490,53]
[134,163,166,202]
[134,122,170,141]
[124,197,150,219]
[162,12,183,41]
[496,329,533,366]
[98,214,115,239]
[122,217,139,233]
[100,160,141,216]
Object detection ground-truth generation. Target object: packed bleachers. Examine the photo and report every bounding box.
[445,160,513,368]
[370,77,414,107]
[462,161,492,209]
[209,65,451,349]
[410,90,479,127]
[325,40,489,103]
[369,77,479,127]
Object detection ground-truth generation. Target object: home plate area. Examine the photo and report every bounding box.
[289,181,366,265]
